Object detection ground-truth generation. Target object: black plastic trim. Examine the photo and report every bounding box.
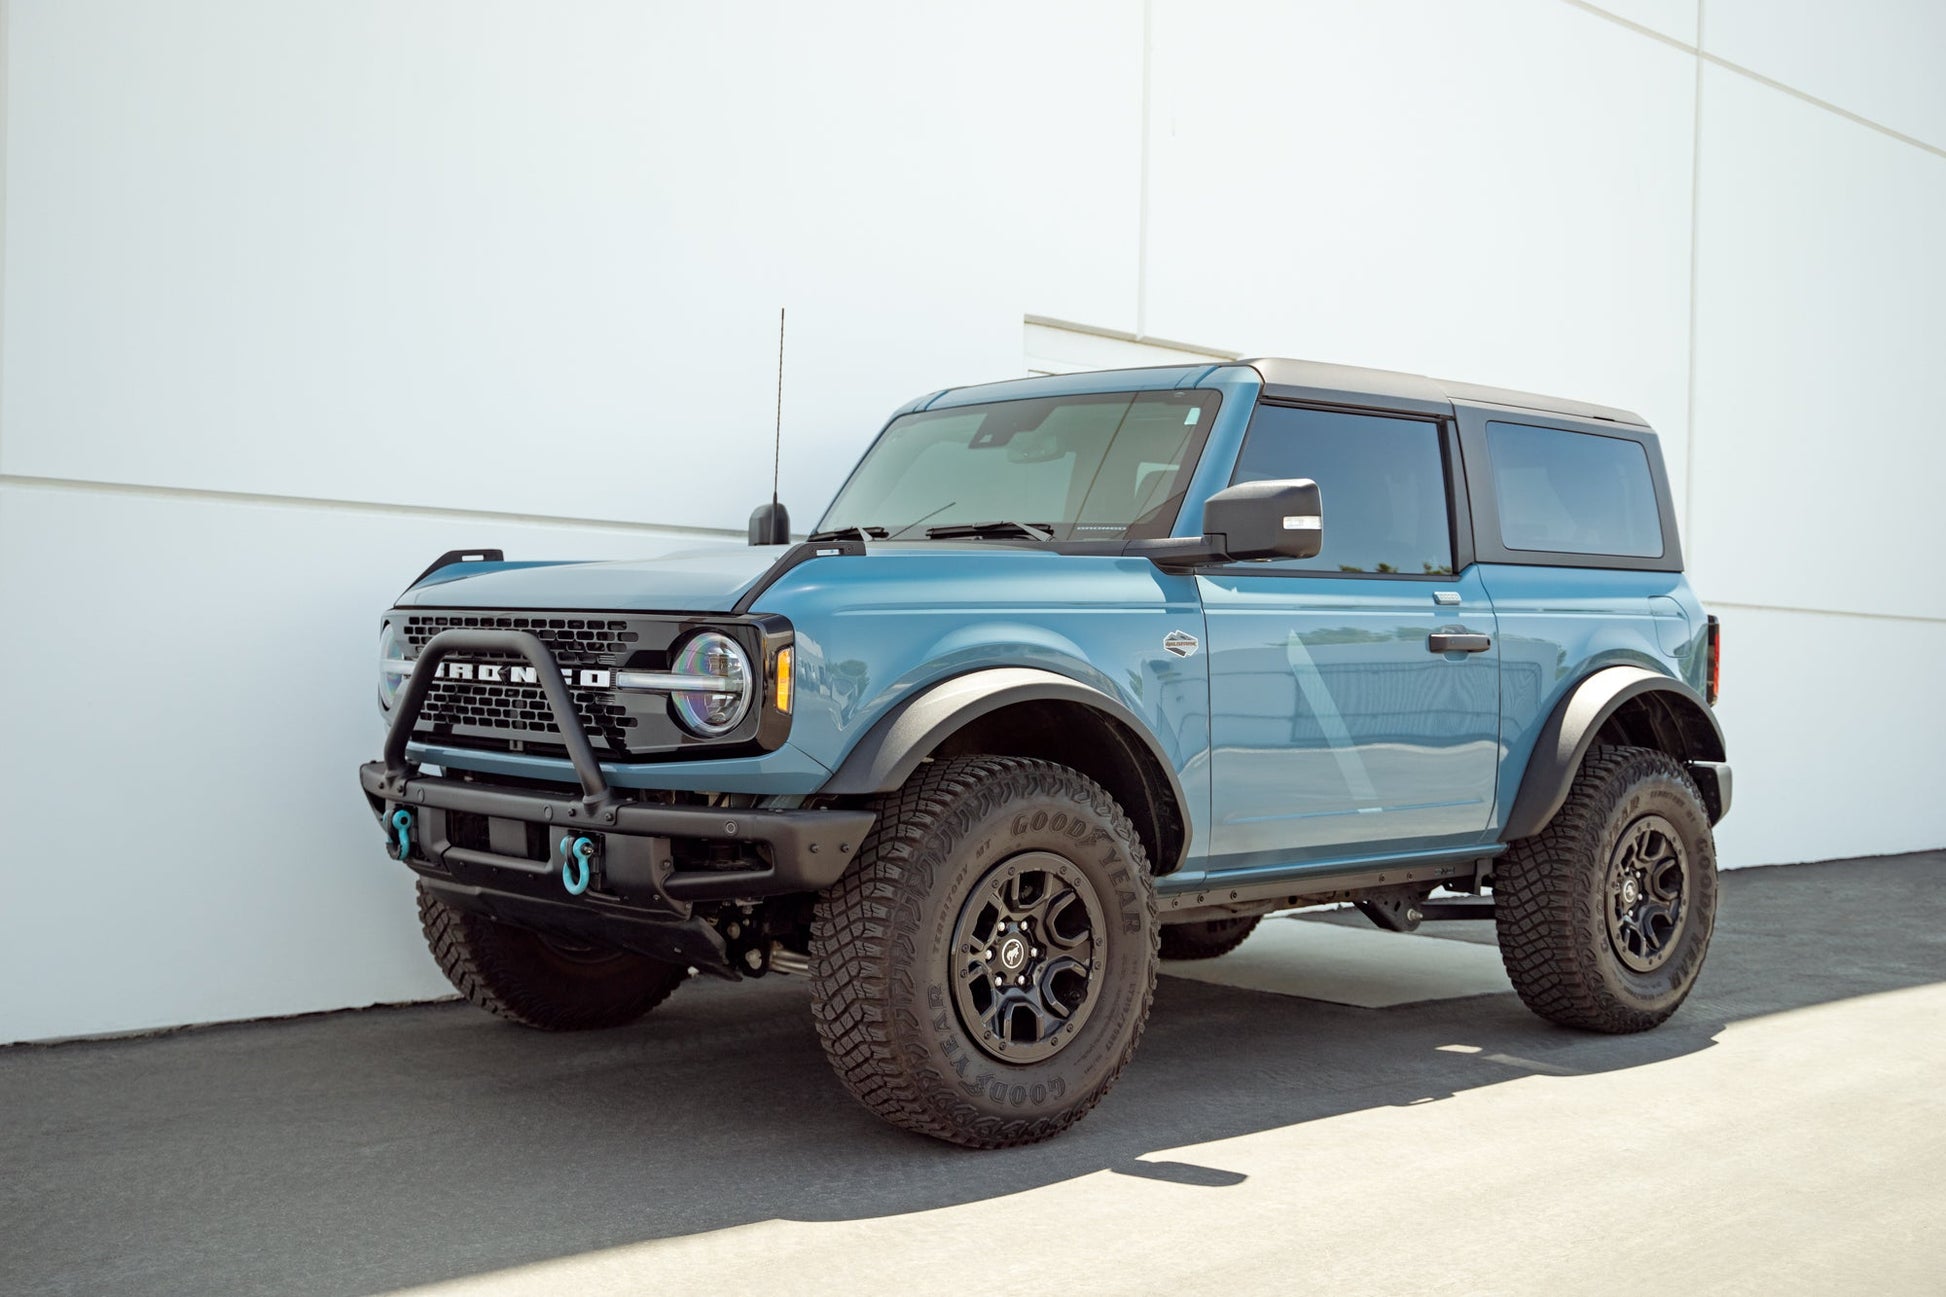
[1157,849,1498,913]
[405,549,504,595]
[731,537,866,614]
[819,666,1191,870]
[1689,760,1733,823]
[418,876,737,972]
[1503,666,1729,841]
[360,762,876,901]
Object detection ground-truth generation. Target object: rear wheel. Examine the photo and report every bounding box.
[417,885,686,1030]
[1159,914,1262,960]
[1494,745,1718,1033]
[809,755,1158,1148]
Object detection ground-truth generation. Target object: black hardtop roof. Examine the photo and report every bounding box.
[1243,357,1648,427]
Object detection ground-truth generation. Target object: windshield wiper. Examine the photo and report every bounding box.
[886,501,957,540]
[924,520,1056,541]
[806,525,888,542]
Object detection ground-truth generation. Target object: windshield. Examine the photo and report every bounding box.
[818,389,1221,541]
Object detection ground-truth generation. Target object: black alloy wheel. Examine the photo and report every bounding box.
[1605,814,1691,973]
[950,853,1107,1064]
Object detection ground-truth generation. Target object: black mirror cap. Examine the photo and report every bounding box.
[1202,478,1322,561]
[749,501,791,546]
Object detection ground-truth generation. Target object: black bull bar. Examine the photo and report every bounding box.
[358,628,875,924]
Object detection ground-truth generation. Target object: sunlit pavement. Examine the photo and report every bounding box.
[3,853,1942,1297]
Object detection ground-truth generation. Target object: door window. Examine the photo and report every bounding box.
[1231,405,1453,575]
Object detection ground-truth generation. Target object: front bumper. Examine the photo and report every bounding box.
[358,761,873,903]
[361,627,875,946]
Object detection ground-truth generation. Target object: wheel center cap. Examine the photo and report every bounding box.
[998,937,1027,971]
[1621,877,1640,907]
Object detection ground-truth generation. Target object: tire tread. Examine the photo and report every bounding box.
[1494,745,1713,1034]
[417,886,682,1031]
[808,755,1157,1148]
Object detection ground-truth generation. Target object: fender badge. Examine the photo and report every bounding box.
[1163,630,1199,658]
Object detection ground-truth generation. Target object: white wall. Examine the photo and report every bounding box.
[2,0,1940,1041]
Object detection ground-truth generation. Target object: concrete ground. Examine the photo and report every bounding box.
[3,852,1942,1297]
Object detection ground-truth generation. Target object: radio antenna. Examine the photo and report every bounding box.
[771,307,786,510]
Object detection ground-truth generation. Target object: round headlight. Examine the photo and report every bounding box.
[378,620,412,710]
[669,631,752,736]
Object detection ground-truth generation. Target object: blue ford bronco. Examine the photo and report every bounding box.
[361,358,1729,1148]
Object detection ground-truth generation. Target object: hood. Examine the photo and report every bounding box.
[396,543,788,612]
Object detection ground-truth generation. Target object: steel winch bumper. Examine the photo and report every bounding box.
[359,628,874,934]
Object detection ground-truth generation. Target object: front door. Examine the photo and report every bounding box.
[1200,403,1500,867]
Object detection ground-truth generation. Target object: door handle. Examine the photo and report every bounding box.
[1428,632,1491,654]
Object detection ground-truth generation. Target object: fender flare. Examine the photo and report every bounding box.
[1504,665,1728,841]
[819,667,1190,865]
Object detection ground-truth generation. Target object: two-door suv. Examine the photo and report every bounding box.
[361,358,1729,1148]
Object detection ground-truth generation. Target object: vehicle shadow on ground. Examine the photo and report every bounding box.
[1,854,1939,1297]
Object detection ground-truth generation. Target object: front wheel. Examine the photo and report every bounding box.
[1494,745,1718,1033]
[417,886,686,1031]
[809,755,1158,1148]
[1160,914,1262,960]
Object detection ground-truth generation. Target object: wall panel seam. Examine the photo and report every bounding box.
[0,0,10,475]
[1556,0,1946,162]
[1135,0,1152,336]
[0,473,740,538]
[1698,51,1946,162]
[1555,0,1697,55]
[1706,600,1946,627]
[1682,2,1704,559]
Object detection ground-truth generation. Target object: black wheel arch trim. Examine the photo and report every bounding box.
[1504,665,1729,841]
[819,666,1192,872]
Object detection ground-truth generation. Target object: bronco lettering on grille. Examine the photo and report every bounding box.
[432,660,612,689]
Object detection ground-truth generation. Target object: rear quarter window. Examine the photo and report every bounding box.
[1487,421,1664,559]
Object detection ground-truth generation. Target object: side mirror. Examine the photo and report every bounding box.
[748,501,791,546]
[1125,478,1322,570]
[1202,478,1322,561]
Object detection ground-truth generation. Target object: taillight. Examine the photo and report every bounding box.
[1706,615,1721,705]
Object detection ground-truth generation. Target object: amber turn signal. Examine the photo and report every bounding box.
[773,645,794,714]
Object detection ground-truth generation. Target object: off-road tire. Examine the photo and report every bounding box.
[1159,914,1262,960]
[1495,745,1718,1033]
[809,755,1159,1148]
[417,885,686,1031]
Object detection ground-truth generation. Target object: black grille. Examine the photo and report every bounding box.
[399,613,637,666]
[402,612,646,754]
[395,608,773,761]
[421,680,637,745]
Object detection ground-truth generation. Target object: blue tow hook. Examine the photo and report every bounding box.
[559,835,596,895]
[391,809,414,861]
